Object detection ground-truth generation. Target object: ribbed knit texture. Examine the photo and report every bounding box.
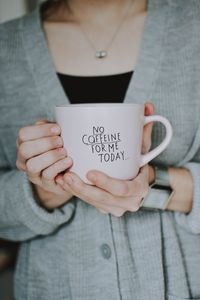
[1,0,200,299]
[175,163,200,234]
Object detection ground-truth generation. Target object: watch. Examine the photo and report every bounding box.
[141,166,175,210]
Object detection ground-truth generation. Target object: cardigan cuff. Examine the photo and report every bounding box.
[174,162,200,234]
[18,172,75,236]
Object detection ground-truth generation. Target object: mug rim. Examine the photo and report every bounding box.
[55,103,143,108]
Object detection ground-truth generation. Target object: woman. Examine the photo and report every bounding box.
[0,0,200,299]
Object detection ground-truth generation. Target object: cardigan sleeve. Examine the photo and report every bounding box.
[0,21,76,242]
[0,163,75,242]
[174,162,200,234]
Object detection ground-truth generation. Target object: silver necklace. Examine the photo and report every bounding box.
[68,1,135,59]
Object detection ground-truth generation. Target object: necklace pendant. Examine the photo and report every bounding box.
[96,50,107,59]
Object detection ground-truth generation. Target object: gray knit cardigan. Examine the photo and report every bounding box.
[0,0,200,299]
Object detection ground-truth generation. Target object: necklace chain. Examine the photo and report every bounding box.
[68,0,136,59]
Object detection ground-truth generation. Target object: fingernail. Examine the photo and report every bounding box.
[56,138,63,146]
[59,148,67,155]
[51,126,60,134]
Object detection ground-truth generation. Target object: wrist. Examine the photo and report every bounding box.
[33,184,54,209]
[148,165,155,186]
[33,183,74,211]
[142,165,174,211]
[166,167,193,213]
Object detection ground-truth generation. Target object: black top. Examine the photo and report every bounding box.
[57,71,133,103]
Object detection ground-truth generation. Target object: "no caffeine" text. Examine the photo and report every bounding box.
[81,126,125,163]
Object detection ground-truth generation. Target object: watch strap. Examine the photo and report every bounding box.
[141,187,174,210]
[141,166,174,210]
[153,166,171,187]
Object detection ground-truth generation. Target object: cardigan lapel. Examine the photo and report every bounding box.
[22,7,70,122]
[124,0,169,105]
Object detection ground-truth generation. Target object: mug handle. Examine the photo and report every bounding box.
[140,115,173,167]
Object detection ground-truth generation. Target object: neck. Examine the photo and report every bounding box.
[68,0,131,14]
[51,0,147,24]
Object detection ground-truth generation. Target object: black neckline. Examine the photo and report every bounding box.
[56,70,134,103]
[57,70,134,79]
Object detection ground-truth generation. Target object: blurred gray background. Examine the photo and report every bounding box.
[0,0,38,23]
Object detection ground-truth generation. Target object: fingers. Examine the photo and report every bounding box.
[87,171,134,197]
[18,136,64,163]
[59,171,148,216]
[87,170,148,198]
[142,102,155,154]
[60,174,125,216]
[26,148,67,180]
[16,121,75,210]
[144,102,155,116]
[18,123,61,144]
[41,156,73,182]
[61,172,128,214]
[16,121,64,173]
[16,159,26,172]
[16,120,51,148]
[62,172,111,205]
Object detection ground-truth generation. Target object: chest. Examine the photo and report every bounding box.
[43,13,146,76]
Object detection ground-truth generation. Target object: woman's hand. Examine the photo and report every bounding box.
[16,120,74,210]
[56,103,155,216]
[57,165,151,217]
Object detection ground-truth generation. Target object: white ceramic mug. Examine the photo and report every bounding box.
[55,103,173,184]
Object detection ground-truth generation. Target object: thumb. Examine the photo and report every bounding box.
[145,102,155,116]
[142,102,155,154]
